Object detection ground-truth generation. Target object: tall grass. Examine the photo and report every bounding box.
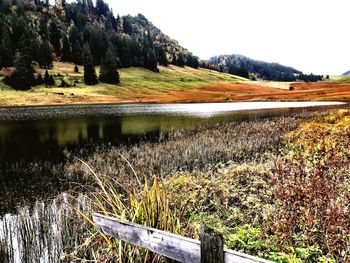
[64,111,319,183]
[64,160,192,262]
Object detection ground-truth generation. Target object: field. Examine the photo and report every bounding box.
[60,108,350,262]
[1,62,350,106]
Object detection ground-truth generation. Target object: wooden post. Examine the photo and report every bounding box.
[200,225,224,263]
[93,213,274,263]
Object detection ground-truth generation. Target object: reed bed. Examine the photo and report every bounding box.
[64,111,319,184]
[0,193,91,263]
[64,108,350,262]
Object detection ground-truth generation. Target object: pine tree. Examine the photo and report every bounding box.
[39,18,49,41]
[0,25,13,68]
[72,40,83,65]
[192,57,199,69]
[61,35,72,61]
[8,52,36,90]
[144,49,158,72]
[99,47,120,84]
[44,69,50,86]
[36,74,44,85]
[68,22,80,46]
[49,21,61,57]
[156,46,168,66]
[172,54,177,65]
[37,40,53,68]
[83,43,98,85]
[74,65,79,73]
[177,53,186,67]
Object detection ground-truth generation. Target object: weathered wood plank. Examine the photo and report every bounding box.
[200,225,224,263]
[92,213,274,263]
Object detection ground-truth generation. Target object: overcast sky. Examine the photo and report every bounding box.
[105,0,350,75]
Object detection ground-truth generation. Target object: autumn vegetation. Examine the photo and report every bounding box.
[58,108,350,262]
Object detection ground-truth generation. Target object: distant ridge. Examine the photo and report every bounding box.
[342,70,350,76]
[208,54,323,82]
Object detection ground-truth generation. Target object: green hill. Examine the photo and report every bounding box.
[0,61,245,106]
[208,54,323,82]
[0,0,201,90]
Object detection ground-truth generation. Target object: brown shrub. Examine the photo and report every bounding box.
[270,110,350,258]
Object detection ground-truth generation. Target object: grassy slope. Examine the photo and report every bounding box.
[0,62,245,106]
[328,75,350,83]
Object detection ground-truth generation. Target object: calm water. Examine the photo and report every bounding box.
[0,101,346,262]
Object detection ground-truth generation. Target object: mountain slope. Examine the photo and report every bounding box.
[0,0,198,72]
[208,54,322,82]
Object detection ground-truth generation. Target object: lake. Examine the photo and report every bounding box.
[0,101,345,262]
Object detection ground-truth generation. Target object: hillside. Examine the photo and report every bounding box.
[0,0,199,86]
[208,54,323,82]
[0,62,246,106]
[342,70,350,76]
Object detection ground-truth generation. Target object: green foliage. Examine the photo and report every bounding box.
[61,35,72,62]
[6,52,35,90]
[67,161,191,262]
[49,21,61,57]
[186,53,199,69]
[156,46,168,66]
[99,47,120,84]
[0,24,13,68]
[83,43,98,85]
[209,54,322,81]
[72,40,83,65]
[37,40,53,69]
[0,0,194,74]
[44,69,55,86]
[177,53,186,67]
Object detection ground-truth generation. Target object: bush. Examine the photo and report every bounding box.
[270,110,350,259]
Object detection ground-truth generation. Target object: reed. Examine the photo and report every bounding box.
[65,160,192,262]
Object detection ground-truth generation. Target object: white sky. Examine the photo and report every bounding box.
[104,0,350,75]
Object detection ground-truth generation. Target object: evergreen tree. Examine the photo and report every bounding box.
[44,69,50,86]
[123,17,133,35]
[172,54,177,65]
[61,35,72,61]
[37,40,53,68]
[192,56,199,69]
[7,52,36,90]
[156,46,168,66]
[49,75,55,86]
[49,21,61,56]
[68,22,80,46]
[74,65,79,73]
[144,49,158,72]
[39,17,49,41]
[96,0,109,16]
[36,74,44,85]
[72,40,83,65]
[99,47,120,84]
[177,53,186,67]
[83,43,98,85]
[0,25,13,68]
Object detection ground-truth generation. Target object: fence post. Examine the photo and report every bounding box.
[200,225,224,263]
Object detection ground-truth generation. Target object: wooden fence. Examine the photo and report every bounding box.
[93,213,274,263]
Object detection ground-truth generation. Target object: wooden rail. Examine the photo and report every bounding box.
[93,213,274,263]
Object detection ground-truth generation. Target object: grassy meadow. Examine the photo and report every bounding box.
[60,108,350,262]
[0,62,245,106]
